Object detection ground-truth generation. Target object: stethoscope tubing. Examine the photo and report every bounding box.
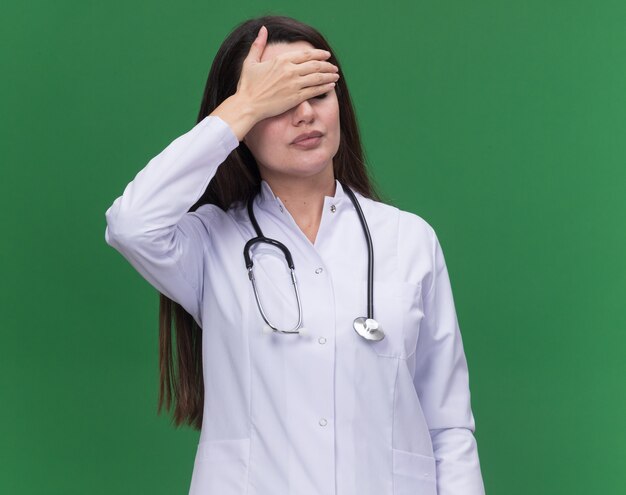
[243,179,378,336]
[342,182,374,320]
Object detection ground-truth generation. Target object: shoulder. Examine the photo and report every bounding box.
[355,193,437,247]
[397,207,438,248]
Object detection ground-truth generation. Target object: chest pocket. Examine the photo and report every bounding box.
[365,280,423,359]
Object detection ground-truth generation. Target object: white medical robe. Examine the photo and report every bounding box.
[104,115,486,495]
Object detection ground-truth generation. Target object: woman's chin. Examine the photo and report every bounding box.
[278,156,333,176]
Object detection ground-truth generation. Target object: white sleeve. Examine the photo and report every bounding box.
[413,227,486,495]
[104,115,240,327]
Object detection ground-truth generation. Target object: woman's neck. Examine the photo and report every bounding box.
[263,170,336,245]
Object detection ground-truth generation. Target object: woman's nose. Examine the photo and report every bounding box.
[292,99,315,125]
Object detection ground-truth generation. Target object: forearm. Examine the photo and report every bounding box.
[431,428,485,495]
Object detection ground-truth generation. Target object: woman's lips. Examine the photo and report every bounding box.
[291,135,323,149]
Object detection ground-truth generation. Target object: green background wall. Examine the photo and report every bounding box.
[2,1,624,493]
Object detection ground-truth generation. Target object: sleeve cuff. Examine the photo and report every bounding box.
[202,114,241,152]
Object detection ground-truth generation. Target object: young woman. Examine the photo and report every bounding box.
[105,14,485,495]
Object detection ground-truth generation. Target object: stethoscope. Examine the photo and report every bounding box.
[243,180,385,342]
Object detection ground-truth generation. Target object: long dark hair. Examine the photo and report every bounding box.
[158,14,388,430]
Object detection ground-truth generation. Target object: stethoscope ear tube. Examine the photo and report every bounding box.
[246,261,304,334]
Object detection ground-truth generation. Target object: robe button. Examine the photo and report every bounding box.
[318,337,327,344]
[278,204,284,212]
[315,267,324,274]
[330,204,336,213]
[319,418,328,427]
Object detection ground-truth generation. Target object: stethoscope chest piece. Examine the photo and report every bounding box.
[353,317,385,341]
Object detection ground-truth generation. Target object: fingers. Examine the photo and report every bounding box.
[299,82,337,101]
[293,59,339,77]
[245,25,268,64]
[285,48,332,65]
[283,51,339,89]
[298,70,341,89]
